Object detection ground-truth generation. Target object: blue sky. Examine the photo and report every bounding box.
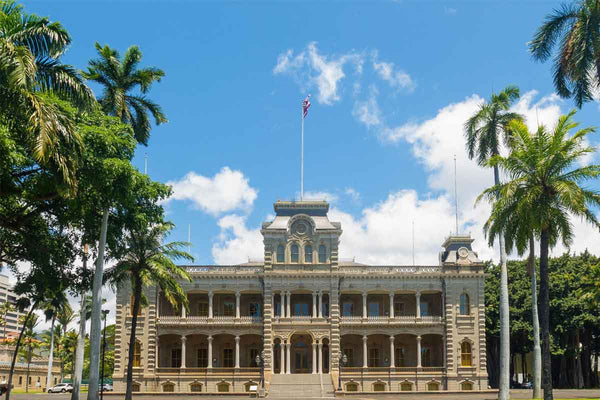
[23,0,600,268]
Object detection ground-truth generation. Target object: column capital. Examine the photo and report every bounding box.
[207,336,213,342]
[362,291,367,297]
[235,291,241,297]
[362,335,368,342]
[208,290,213,296]
[317,342,323,348]
[312,343,317,348]
[416,335,422,342]
[181,336,187,342]
[389,292,395,297]
[235,335,240,342]
[389,336,395,342]
[415,291,421,297]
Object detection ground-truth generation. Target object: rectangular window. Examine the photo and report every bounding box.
[422,347,431,367]
[197,302,208,316]
[294,303,309,316]
[343,302,353,317]
[368,302,380,317]
[394,302,405,316]
[343,348,353,367]
[321,302,329,317]
[395,347,405,367]
[223,348,234,367]
[223,302,235,317]
[250,349,259,367]
[197,348,208,367]
[420,301,429,317]
[171,348,182,367]
[368,348,379,367]
[275,302,281,317]
[249,302,261,317]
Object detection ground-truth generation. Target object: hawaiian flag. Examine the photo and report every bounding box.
[302,94,311,118]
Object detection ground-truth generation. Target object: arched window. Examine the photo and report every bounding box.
[163,383,175,392]
[276,245,284,263]
[459,293,470,315]
[217,382,230,392]
[133,341,141,367]
[373,382,386,392]
[291,244,299,263]
[427,382,440,391]
[400,382,412,391]
[461,381,473,391]
[461,342,472,367]
[345,382,359,392]
[132,383,141,392]
[304,245,313,263]
[190,383,202,392]
[318,245,327,263]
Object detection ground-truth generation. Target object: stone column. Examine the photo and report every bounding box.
[235,291,241,319]
[208,291,213,318]
[235,336,240,368]
[389,293,395,318]
[389,336,395,368]
[280,292,285,318]
[181,302,186,318]
[416,336,422,368]
[415,291,421,318]
[181,336,187,368]
[362,292,367,318]
[318,341,323,374]
[155,336,160,369]
[362,335,368,368]
[312,292,317,318]
[286,291,291,318]
[280,342,285,374]
[312,343,317,374]
[207,336,213,368]
[318,291,323,318]
[285,342,291,374]
[271,293,275,316]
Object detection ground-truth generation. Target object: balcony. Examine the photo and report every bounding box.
[155,367,260,375]
[339,315,443,325]
[342,366,445,375]
[156,316,263,327]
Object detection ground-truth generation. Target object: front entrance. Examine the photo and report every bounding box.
[290,333,313,373]
[295,349,309,372]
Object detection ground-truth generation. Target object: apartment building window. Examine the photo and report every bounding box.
[171,348,181,367]
[197,348,208,367]
[223,348,234,367]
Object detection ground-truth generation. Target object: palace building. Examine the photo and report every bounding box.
[113,200,488,394]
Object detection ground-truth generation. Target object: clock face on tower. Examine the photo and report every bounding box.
[458,247,469,259]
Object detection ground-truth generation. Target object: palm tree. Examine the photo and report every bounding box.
[529,1,600,108]
[56,303,74,382]
[108,222,192,400]
[478,113,600,400]
[0,0,94,186]
[83,42,167,146]
[42,291,69,391]
[16,314,39,393]
[464,85,523,400]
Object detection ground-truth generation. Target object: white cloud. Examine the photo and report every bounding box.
[344,187,361,203]
[302,191,339,203]
[372,51,416,92]
[166,167,258,216]
[211,215,264,264]
[352,86,382,127]
[273,42,363,105]
[444,6,457,15]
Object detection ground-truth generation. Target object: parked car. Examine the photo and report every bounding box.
[48,383,73,393]
[99,383,113,391]
[0,382,12,395]
[522,381,533,389]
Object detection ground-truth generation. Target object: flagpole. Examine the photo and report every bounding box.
[301,100,304,201]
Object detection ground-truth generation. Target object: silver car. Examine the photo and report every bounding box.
[48,383,73,393]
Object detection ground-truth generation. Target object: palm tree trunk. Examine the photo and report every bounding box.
[494,165,510,400]
[529,235,542,398]
[125,276,142,400]
[6,302,38,400]
[46,315,56,391]
[72,288,87,400]
[539,228,553,400]
[87,208,109,400]
[26,346,31,393]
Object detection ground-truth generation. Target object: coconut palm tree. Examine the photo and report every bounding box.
[464,85,523,400]
[107,222,191,400]
[83,42,167,146]
[16,314,39,393]
[529,1,600,108]
[42,290,69,392]
[56,303,74,382]
[0,0,94,186]
[478,113,600,400]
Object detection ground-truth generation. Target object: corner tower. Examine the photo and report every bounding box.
[261,200,342,271]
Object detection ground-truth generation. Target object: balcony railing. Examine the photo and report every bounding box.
[156,367,260,375]
[341,366,445,374]
[339,315,443,324]
[156,316,263,326]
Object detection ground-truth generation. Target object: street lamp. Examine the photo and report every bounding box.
[338,353,347,391]
[255,350,265,389]
[100,309,109,400]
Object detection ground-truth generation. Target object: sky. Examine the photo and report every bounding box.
[16,0,600,330]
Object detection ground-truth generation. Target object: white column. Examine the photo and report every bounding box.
[181,302,186,318]
[235,336,240,368]
[416,291,421,318]
[318,341,323,374]
[181,336,187,368]
[318,291,323,318]
[207,336,213,368]
[285,342,291,374]
[271,293,275,316]
[280,342,285,374]
[280,292,285,318]
[362,335,368,368]
[155,336,160,369]
[389,336,395,368]
[235,291,241,319]
[312,292,317,318]
[312,343,317,374]
[272,344,276,373]
[389,293,395,318]
[286,291,291,318]
[208,291,213,318]
[416,336,422,368]
[362,292,367,318]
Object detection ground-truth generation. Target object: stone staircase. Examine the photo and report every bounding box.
[268,374,335,399]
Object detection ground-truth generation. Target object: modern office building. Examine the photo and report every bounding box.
[113,200,488,394]
[0,274,24,338]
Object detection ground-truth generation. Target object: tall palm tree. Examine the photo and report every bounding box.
[42,290,69,392]
[529,1,600,108]
[464,85,523,400]
[56,303,74,382]
[108,222,191,400]
[83,42,167,146]
[0,0,94,186]
[478,113,600,400]
[16,313,39,393]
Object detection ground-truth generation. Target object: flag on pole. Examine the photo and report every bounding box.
[302,94,311,118]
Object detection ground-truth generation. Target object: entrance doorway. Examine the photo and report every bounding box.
[290,333,313,373]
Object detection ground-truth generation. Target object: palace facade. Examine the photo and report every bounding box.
[113,200,488,394]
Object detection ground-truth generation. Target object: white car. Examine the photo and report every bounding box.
[48,383,73,393]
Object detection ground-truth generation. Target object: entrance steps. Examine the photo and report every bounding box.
[268,373,334,399]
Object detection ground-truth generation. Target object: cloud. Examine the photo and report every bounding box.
[211,215,264,264]
[273,42,363,105]
[372,51,416,92]
[352,86,382,127]
[444,6,457,15]
[166,167,258,216]
[302,191,339,202]
[344,187,361,203]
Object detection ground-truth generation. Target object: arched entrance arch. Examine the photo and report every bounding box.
[290,333,313,373]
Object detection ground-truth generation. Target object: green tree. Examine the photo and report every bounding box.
[56,303,74,381]
[108,222,191,400]
[42,290,70,391]
[0,302,15,338]
[16,313,39,393]
[479,114,600,400]
[530,1,600,108]
[464,85,523,400]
